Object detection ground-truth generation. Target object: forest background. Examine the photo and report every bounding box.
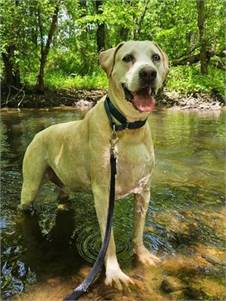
[0,0,225,106]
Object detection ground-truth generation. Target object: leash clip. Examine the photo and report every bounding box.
[110,124,119,156]
[112,124,117,139]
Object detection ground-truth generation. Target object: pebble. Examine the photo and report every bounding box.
[158,92,223,111]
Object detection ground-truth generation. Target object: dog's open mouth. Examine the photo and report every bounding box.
[122,84,155,112]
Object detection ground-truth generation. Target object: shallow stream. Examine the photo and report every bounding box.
[0,108,225,300]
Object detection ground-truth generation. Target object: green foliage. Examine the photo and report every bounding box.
[45,70,108,89]
[0,0,224,96]
[24,65,224,97]
[24,69,108,90]
[167,65,224,95]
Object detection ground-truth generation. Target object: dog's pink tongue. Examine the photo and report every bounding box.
[132,93,155,112]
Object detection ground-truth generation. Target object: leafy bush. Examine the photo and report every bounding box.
[166,65,224,96]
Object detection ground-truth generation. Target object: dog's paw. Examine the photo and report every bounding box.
[105,267,134,290]
[134,245,160,266]
[17,203,35,215]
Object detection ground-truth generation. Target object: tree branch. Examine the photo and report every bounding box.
[172,50,225,66]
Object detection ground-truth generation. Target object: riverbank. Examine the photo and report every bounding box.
[1,87,224,111]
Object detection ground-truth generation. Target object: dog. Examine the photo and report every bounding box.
[20,40,168,289]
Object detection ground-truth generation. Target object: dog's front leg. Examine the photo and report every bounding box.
[92,184,134,289]
[133,190,160,266]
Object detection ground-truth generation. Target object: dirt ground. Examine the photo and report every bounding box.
[1,87,224,111]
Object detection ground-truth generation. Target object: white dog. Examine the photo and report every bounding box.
[20,41,168,288]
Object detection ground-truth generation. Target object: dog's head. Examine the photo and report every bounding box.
[100,40,168,119]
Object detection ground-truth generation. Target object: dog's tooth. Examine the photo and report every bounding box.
[148,87,152,96]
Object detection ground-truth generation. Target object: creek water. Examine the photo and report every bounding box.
[0,108,225,301]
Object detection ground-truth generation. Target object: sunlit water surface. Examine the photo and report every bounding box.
[0,108,225,301]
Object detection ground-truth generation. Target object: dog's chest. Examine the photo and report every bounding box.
[115,141,154,198]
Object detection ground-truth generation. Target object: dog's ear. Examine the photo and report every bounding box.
[99,42,125,77]
[153,42,169,79]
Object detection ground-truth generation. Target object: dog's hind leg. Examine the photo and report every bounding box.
[20,136,47,210]
[46,166,70,208]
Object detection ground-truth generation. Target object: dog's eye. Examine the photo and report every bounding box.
[152,53,160,62]
[122,54,134,63]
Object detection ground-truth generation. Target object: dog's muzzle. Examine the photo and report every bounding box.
[122,66,157,113]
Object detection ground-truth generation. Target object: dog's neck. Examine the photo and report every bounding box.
[104,96,147,132]
[108,80,150,122]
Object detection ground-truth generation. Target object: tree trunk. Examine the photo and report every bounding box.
[36,4,59,93]
[196,0,208,74]
[2,45,21,88]
[95,0,105,52]
[119,27,129,42]
[133,0,150,39]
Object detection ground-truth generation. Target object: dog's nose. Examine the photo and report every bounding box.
[139,67,157,84]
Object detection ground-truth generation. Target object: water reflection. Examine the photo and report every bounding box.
[0,108,225,300]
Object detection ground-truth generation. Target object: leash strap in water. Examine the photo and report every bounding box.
[64,132,117,301]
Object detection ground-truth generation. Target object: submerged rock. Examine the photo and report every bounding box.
[169,289,186,300]
[160,276,185,293]
[1,231,37,300]
[162,254,211,274]
[188,277,225,300]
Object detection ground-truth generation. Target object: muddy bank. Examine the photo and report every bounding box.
[1,87,224,111]
[1,88,105,110]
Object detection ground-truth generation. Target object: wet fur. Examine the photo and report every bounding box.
[20,40,168,288]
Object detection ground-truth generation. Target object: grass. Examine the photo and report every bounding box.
[24,70,108,90]
[24,65,224,96]
[166,65,224,96]
[45,71,108,90]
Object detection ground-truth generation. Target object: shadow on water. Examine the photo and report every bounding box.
[0,108,225,300]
